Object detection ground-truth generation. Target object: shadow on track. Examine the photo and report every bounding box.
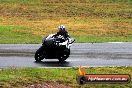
[34,61,71,67]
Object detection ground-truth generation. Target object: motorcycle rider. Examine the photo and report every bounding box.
[54,25,70,40]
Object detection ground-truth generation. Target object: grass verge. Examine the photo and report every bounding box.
[0,25,41,44]
[0,67,132,88]
[0,0,131,43]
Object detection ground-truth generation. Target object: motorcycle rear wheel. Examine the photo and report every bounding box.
[35,46,45,62]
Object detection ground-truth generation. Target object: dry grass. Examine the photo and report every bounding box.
[1,16,131,37]
[0,0,131,43]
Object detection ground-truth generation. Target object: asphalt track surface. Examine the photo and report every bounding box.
[0,43,132,68]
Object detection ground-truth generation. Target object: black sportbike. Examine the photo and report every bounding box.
[35,34,75,62]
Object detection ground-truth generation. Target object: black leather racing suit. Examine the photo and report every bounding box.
[54,30,70,40]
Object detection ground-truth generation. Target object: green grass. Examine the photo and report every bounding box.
[0,67,132,88]
[0,0,131,4]
[75,36,130,43]
[0,0,42,4]
[0,25,41,44]
[0,0,131,43]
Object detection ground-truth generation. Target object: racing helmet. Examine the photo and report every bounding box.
[58,25,65,32]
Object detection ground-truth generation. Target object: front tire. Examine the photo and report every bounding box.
[58,48,70,62]
[35,46,45,62]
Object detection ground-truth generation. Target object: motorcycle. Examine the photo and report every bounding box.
[34,34,75,62]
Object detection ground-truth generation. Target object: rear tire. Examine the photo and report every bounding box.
[58,48,70,62]
[35,46,45,62]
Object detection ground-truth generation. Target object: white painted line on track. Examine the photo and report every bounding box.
[108,42,124,43]
[37,66,128,68]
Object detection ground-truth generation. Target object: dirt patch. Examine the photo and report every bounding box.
[24,81,71,88]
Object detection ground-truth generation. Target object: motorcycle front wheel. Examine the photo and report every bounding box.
[58,48,70,62]
[35,46,46,62]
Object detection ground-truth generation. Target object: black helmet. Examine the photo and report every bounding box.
[58,25,65,32]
